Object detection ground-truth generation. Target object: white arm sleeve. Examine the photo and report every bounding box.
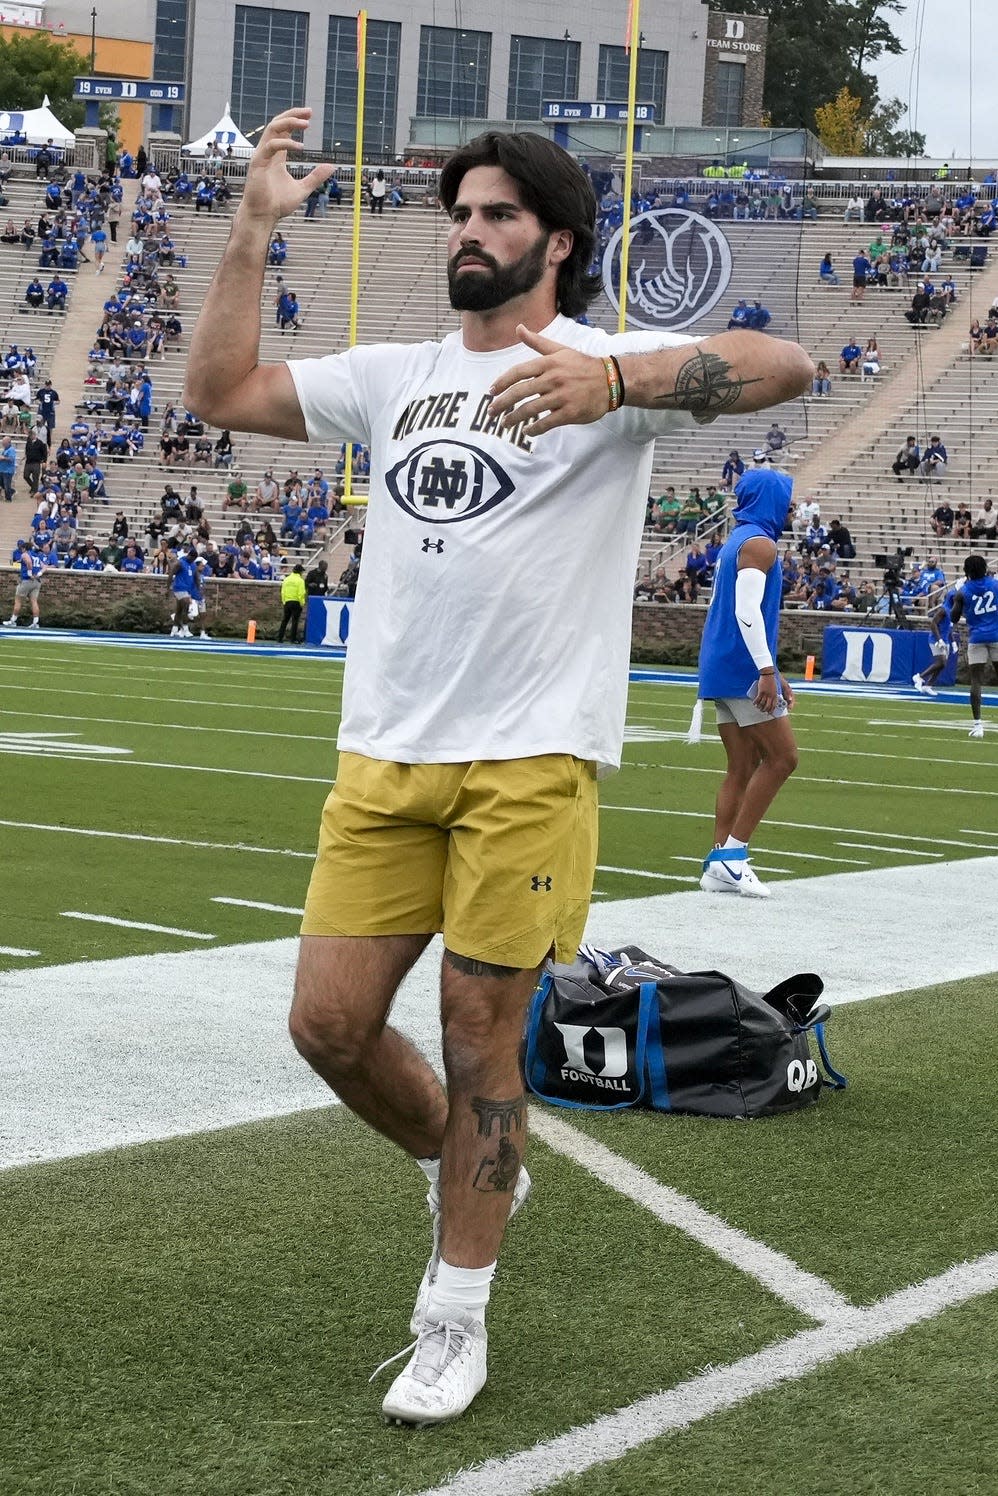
[734,567,774,671]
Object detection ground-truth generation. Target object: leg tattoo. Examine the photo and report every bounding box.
[473,1135,522,1193]
[471,1094,526,1137]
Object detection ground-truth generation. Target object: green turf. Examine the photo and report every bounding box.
[551,976,998,1304]
[1,639,996,968]
[0,1109,802,1496]
[549,1293,998,1496]
[1,637,996,1494]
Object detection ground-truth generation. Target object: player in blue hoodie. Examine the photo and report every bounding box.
[695,453,798,898]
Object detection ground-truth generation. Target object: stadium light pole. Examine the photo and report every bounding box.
[89,7,97,74]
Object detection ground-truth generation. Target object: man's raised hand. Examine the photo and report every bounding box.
[488,325,615,438]
[240,108,334,226]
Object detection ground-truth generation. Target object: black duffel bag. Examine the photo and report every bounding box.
[522,944,845,1120]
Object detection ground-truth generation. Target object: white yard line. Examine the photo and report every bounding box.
[531,1112,851,1323]
[597,864,695,882]
[212,898,305,915]
[1,708,336,745]
[412,1253,998,1496]
[0,945,39,957]
[837,842,943,857]
[60,912,216,940]
[751,847,870,866]
[0,818,314,858]
[0,748,330,785]
[0,678,341,718]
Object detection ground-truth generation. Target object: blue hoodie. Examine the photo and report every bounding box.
[698,466,793,700]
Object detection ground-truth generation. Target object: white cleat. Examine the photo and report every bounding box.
[912,673,937,697]
[379,1316,488,1427]
[410,1166,531,1335]
[969,721,985,738]
[700,850,771,899]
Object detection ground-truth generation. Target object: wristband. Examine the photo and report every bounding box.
[602,356,624,412]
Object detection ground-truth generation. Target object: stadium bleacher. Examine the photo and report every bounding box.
[2,162,996,608]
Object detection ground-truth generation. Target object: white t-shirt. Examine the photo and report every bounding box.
[287,314,697,772]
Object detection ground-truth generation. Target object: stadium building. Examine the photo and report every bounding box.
[45,1,768,158]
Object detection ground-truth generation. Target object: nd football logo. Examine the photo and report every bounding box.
[385,439,515,524]
[601,208,733,331]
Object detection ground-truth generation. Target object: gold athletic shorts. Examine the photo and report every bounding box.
[301,751,599,968]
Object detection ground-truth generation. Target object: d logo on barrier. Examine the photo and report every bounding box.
[841,630,894,682]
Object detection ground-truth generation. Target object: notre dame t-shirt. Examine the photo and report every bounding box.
[288,315,696,774]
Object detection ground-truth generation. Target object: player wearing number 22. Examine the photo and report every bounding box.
[949,554,998,737]
[695,455,799,899]
[183,107,813,1427]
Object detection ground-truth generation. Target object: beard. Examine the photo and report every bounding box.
[447,231,551,312]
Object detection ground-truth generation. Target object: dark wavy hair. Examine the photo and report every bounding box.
[438,132,601,318]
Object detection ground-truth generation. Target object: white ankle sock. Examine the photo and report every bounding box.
[425,1259,495,1326]
[722,835,747,851]
[417,1156,440,1186]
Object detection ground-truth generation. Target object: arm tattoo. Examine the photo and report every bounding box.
[471,1094,526,1137]
[444,949,522,980]
[651,349,762,415]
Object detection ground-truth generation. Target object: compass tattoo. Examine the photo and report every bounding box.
[652,349,761,415]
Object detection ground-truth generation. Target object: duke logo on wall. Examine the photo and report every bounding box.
[601,209,733,331]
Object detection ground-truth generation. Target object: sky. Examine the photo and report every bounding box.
[870,0,998,162]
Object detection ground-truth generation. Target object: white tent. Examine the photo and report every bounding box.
[0,96,74,147]
[183,104,254,159]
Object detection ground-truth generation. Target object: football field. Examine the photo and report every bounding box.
[1,634,996,1496]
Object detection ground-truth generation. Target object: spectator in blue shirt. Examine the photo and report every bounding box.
[277,289,301,331]
[726,298,750,330]
[746,299,772,331]
[839,340,862,373]
[920,435,948,478]
[851,248,872,301]
[46,275,69,310]
[720,450,745,489]
[269,232,287,266]
[25,277,44,308]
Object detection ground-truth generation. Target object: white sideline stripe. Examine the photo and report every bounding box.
[0,818,314,859]
[0,945,40,957]
[212,897,305,916]
[752,847,870,866]
[603,803,998,835]
[837,841,944,858]
[531,1113,851,1323]
[959,828,998,841]
[60,912,216,940]
[597,864,694,882]
[2,707,336,745]
[0,748,330,785]
[0,677,342,719]
[414,1253,998,1496]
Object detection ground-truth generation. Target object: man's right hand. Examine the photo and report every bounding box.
[240,108,334,226]
[754,670,781,714]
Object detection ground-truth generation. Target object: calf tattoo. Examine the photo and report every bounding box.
[470,1093,526,1193]
[474,1135,521,1193]
[652,349,761,415]
[471,1094,526,1137]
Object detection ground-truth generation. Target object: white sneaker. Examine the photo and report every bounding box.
[970,721,985,738]
[170,625,179,636]
[700,848,771,899]
[2,616,16,626]
[379,1316,488,1426]
[410,1166,531,1334]
[179,626,192,637]
[912,673,938,697]
[28,619,39,629]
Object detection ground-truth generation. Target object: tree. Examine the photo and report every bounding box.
[705,1,907,135]
[815,87,867,155]
[865,97,926,158]
[0,31,89,129]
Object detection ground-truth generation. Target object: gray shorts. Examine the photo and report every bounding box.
[714,694,789,727]
[967,640,998,666]
[15,578,40,600]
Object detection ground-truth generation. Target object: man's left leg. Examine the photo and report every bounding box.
[702,715,798,897]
